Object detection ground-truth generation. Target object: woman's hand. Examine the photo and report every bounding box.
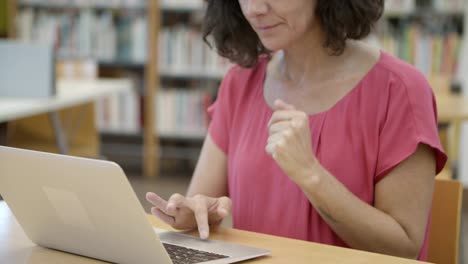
[146,192,231,240]
[266,99,318,186]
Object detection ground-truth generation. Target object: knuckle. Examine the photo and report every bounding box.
[170,193,183,201]
[193,194,206,209]
[268,115,277,124]
[221,196,232,207]
[265,144,271,153]
[267,136,273,144]
[192,194,203,201]
[276,141,285,150]
[268,126,276,135]
[292,124,301,133]
[300,119,307,127]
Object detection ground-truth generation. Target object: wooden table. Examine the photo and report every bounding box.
[0,202,428,264]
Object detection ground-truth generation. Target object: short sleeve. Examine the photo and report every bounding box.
[375,75,447,182]
[207,68,237,154]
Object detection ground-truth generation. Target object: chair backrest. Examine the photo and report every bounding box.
[427,179,463,264]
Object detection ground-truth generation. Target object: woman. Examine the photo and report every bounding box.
[146,0,447,260]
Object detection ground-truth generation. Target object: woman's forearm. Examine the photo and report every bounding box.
[298,164,421,259]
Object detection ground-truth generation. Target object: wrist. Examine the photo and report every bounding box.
[297,161,324,192]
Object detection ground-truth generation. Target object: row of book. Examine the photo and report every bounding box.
[159,26,231,76]
[385,0,416,14]
[156,89,212,137]
[19,0,204,9]
[432,0,465,12]
[16,9,229,74]
[377,22,461,77]
[95,86,141,134]
[16,8,147,62]
[95,87,212,137]
[385,0,465,13]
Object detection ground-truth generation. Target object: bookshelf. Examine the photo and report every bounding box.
[16,0,205,12]
[10,0,160,177]
[11,0,227,177]
[379,0,465,93]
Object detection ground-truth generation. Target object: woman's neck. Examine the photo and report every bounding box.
[274,28,351,89]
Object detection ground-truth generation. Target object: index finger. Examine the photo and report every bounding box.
[184,197,210,240]
[193,203,209,240]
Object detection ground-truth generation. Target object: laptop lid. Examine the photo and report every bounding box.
[0,146,172,264]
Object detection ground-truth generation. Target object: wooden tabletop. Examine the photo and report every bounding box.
[0,202,428,264]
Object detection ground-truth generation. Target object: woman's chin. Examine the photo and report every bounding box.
[261,43,283,53]
[259,38,291,53]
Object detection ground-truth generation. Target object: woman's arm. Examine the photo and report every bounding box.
[268,100,435,259]
[146,134,229,239]
[186,133,228,198]
[300,144,435,259]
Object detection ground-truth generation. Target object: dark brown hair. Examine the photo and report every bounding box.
[202,0,384,68]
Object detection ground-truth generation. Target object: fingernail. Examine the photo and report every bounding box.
[201,231,208,240]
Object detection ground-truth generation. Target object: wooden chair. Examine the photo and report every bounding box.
[427,179,463,264]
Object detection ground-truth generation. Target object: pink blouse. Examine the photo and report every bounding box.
[207,51,447,261]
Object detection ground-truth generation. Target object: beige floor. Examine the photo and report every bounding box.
[128,174,468,263]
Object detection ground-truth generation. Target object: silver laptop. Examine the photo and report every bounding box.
[0,146,270,264]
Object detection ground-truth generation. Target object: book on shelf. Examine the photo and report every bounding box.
[161,0,204,10]
[432,0,465,12]
[18,0,205,11]
[156,88,212,138]
[18,0,146,9]
[16,8,146,63]
[95,85,141,135]
[385,0,416,14]
[376,21,462,78]
[95,86,214,138]
[385,0,465,14]
[16,7,227,76]
[159,25,231,77]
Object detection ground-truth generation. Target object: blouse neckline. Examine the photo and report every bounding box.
[259,50,385,118]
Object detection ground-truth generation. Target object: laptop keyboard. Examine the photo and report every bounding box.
[162,243,229,264]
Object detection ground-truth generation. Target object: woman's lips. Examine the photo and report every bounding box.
[257,23,280,32]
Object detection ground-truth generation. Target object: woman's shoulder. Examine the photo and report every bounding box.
[219,57,268,97]
[223,57,268,84]
[376,52,432,93]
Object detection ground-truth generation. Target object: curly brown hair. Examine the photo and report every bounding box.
[202,0,384,68]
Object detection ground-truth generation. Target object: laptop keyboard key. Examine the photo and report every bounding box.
[162,243,229,264]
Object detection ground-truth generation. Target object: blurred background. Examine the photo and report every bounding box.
[0,0,467,263]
